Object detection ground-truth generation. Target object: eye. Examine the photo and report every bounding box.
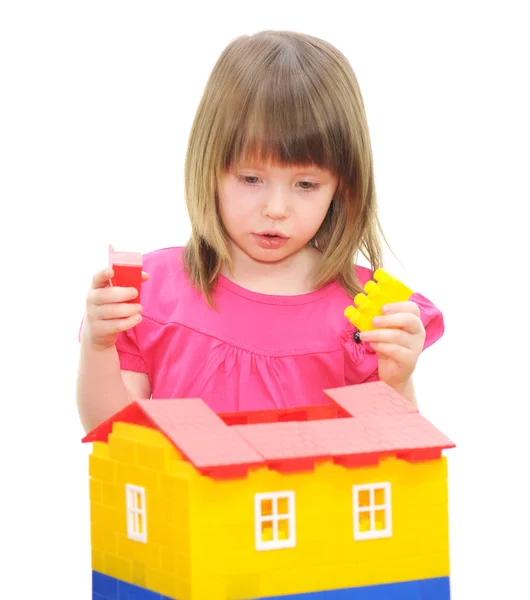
[298,181,321,192]
[238,175,261,185]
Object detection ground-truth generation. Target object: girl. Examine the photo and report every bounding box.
[77,30,444,432]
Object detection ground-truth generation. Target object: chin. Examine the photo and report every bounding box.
[248,247,290,263]
[236,239,291,262]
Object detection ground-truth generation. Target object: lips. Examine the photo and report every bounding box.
[252,232,289,249]
[255,231,287,238]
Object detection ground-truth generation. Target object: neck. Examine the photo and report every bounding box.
[223,244,321,295]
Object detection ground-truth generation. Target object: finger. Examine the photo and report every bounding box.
[93,314,143,336]
[369,342,414,364]
[94,303,142,321]
[371,313,424,335]
[141,271,149,282]
[381,301,420,316]
[360,328,414,349]
[91,268,114,290]
[89,285,139,307]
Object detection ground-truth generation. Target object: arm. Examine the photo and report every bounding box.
[76,265,151,433]
[76,340,152,433]
[358,301,425,410]
[392,378,418,407]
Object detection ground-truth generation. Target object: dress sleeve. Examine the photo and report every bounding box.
[77,316,148,373]
[342,291,445,384]
[115,327,148,373]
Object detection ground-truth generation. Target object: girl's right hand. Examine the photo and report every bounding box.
[82,267,149,352]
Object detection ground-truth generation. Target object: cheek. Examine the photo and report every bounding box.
[219,196,251,232]
[297,197,332,228]
[218,183,239,221]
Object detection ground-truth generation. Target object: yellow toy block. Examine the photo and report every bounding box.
[344,268,413,331]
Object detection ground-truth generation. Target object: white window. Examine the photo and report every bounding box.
[125,484,147,543]
[255,491,296,550]
[353,482,392,540]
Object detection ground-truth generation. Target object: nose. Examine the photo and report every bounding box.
[263,185,289,220]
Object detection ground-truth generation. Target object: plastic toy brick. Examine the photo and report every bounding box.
[94,572,450,599]
[219,404,351,426]
[257,576,451,598]
[83,398,264,479]
[83,383,455,478]
[344,268,413,332]
[83,381,455,599]
[93,571,173,599]
[108,244,143,303]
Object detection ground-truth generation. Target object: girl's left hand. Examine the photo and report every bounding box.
[359,301,426,393]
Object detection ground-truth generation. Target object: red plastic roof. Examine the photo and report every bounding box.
[82,382,455,479]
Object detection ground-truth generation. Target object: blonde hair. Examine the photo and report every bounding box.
[183,30,385,305]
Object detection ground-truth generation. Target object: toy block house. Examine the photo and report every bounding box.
[83,381,455,600]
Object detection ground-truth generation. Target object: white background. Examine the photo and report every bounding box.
[1,1,529,598]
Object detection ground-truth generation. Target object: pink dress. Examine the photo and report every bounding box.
[115,247,444,412]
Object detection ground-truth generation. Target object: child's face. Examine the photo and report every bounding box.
[218,160,339,263]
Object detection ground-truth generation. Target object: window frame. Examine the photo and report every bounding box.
[352,482,392,541]
[254,491,296,551]
[125,484,147,543]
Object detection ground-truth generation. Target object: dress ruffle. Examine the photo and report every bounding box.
[341,292,445,384]
[341,319,376,365]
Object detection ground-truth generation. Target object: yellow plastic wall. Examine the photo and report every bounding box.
[88,423,192,598]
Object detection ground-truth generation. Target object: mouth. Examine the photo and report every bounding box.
[254,231,288,239]
[252,232,289,249]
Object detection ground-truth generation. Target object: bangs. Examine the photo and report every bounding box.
[218,49,354,177]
